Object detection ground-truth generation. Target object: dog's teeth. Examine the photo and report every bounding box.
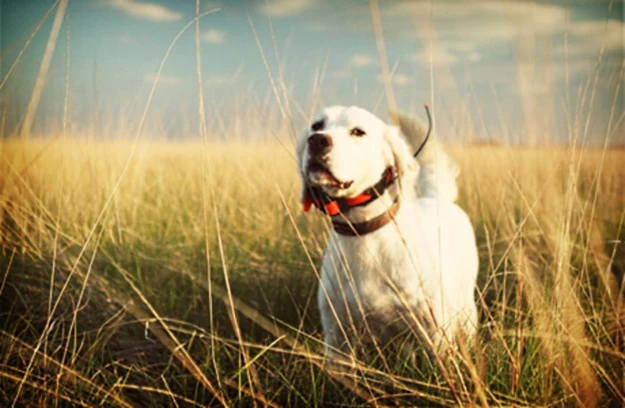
[339,181,353,189]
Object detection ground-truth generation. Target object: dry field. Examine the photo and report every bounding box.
[1,133,623,406]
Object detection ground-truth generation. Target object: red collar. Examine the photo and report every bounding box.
[302,167,396,217]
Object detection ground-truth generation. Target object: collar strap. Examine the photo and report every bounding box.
[302,167,395,217]
[332,198,400,236]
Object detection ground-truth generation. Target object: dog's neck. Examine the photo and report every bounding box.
[330,181,402,235]
[304,166,418,236]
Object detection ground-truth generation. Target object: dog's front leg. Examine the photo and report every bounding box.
[318,290,358,371]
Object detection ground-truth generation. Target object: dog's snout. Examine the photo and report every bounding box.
[308,133,333,155]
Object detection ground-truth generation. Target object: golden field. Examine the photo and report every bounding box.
[1,135,623,406]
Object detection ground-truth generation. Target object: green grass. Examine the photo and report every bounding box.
[1,136,624,406]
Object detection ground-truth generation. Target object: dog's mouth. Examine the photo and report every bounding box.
[306,162,354,190]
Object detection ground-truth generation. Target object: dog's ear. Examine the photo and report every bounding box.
[384,125,417,176]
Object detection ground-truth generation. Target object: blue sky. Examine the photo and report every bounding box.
[1,0,623,144]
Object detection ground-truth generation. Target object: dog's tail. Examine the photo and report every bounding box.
[392,112,459,202]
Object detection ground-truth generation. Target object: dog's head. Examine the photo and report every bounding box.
[296,105,416,202]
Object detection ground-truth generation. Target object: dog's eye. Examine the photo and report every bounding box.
[350,127,366,137]
[311,120,324,131]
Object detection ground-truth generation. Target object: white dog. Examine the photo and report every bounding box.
[296,106,479,362]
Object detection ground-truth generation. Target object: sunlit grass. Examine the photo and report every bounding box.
[1,133,623,406]
[2,0,623,404]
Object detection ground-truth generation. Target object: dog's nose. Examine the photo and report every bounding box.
[308,133,333,155]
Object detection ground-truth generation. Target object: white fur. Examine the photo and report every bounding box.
[297,106,478,361]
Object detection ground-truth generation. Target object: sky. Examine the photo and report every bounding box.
[1,0,623,144]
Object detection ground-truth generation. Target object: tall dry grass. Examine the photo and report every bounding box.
[1,131,623,406]
[2,1,624,405]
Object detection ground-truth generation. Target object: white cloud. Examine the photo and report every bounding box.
[390,0,623,79]
[409,48,458,67]
[467,52,482,62]
[119,34,135,44]
[328,68,351,80]
[390,0,566,26]
[144,73,182,85]
[302,22,331,32]
[443,41,477,53]
[202,29,225,44]
[108,0,182,22]
[389,0,567,45]
[205,74,231,85]
[409,47,482,66]
[203,1,222,10]
[349,54,376,68]
[377,73,414,86]
[392,0,623,58]
[565,19,624,54]
[203,67,244,85]
[257,0,314,17]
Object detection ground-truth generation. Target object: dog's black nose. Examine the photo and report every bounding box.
[308,133,332,155]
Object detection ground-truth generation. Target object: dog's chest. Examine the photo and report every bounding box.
[324,223,428,314]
